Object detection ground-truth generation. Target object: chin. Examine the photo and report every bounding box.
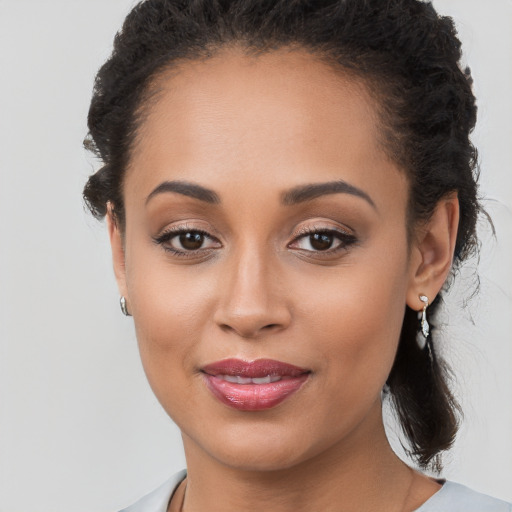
[210,442,311,473]
[184,419,319,472]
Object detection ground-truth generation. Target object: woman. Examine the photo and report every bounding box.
[83,0,511,510]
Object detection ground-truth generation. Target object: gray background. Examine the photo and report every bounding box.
[1,1,511,511]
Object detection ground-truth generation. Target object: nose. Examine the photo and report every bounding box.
[213,244,292,339]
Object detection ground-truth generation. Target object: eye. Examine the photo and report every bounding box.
[300,232,336,251]
[289,227,357,253]
[153,227,221,255]
[175,231,209,251]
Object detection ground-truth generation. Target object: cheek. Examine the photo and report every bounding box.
[293,246,409,395]
[124,246,219,396]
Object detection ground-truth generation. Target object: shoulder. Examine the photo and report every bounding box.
[116,475,511,512]
[416,481,511,512]
[118,470,187,512]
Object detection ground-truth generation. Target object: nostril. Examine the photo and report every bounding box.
[218,321,283,339]
[214,298,292,338]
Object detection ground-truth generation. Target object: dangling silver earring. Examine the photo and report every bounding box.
[419,294,430,339]
[120,296,131,317]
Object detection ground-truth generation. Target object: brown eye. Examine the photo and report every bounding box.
[154,227,221,255]
[179,232,205,250]
[289,228,357,254]
[309,233,334,251]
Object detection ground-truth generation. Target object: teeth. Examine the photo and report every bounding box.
[252,375,271,384]
[223,375,239,383]
[219,375,282,384]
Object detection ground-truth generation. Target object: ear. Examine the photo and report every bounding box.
[106,204,128,300]
[406,193,459,311]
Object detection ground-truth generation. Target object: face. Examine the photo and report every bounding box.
[116,47,417,471]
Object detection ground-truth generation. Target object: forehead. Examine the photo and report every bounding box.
[127,46,406,210]
[133,46,379,152]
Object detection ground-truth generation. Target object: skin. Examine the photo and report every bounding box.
[108,47,459,511]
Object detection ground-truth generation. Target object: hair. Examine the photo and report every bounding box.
[84,0,480,471]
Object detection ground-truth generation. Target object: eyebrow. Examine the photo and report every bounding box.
[281,180,376,209]
[146,180,220,205]
[145,178,376,210]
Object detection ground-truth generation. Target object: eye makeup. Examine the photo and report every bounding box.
[152,221,359,261]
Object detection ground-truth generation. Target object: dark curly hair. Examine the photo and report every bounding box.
[83,0,480,471]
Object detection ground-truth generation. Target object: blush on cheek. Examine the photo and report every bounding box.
[307,271,406,386]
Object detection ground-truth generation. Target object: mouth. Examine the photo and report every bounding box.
[201,358,311,411]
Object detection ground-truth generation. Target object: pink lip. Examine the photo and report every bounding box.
[201,358,310,411]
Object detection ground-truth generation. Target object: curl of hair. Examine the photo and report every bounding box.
[84,0,480,471]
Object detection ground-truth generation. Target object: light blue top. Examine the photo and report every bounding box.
[119,470,511,512]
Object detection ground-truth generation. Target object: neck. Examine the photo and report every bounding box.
[179,403,434,512]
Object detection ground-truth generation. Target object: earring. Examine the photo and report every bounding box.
[120,296,131,317]
[419,294,430,339]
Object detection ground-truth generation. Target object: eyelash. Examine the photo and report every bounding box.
[152,224,357,258]
[290,225,357,255]
[153,225,217,259]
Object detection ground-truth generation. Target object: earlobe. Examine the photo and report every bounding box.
[406,194,459,311]
[106,204,128,299]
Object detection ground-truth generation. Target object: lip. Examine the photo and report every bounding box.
[201,358,310,411]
